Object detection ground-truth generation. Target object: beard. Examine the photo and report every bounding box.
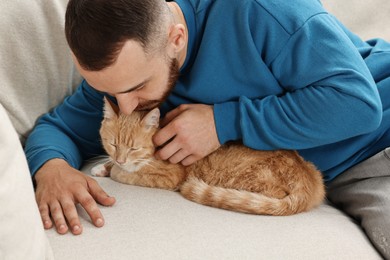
[135,58,180,111]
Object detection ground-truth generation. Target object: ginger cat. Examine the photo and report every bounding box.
[92,97,325,216]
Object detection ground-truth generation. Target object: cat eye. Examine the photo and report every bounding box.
[130,147,141,151]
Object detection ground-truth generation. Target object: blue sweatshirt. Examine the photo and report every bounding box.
[25,0,390,182]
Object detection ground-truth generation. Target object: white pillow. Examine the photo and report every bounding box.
[0,0,82,145]
[0,104,53,260]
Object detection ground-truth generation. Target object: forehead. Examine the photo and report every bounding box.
[74,40,157,93]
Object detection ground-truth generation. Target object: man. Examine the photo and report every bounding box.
[25,0,390,257]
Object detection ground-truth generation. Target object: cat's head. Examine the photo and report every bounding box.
[100,97,160,172]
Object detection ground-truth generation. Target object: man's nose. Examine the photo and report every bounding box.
[115,94,138,115]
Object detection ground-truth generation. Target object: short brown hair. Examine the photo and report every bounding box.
[65,0,169,71]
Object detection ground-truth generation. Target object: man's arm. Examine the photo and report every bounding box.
[154,14,383,166]
[25,80,106,174]
[25,80,115,235]
[213,14,382,151]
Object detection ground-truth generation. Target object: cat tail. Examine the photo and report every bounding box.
[180,177,321,216]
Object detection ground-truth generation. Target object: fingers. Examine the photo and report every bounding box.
[71,178,116,228]
[39,186,110,235]
[38,198,83,235]
[154,105,189,147]
[153,122,177,148]
[155,137,182,161]
[153,111,187,160]
[34,159,115,236]
[154,135,199,165]
[159,105,185,127]
[87,178,116,207]
[61,198,83,235]
[38,203,53,230]
[181,155,199,166]
[166,149,188,164]
[75,190,105,228]
[153,104,216,164]
[48,201,69,234]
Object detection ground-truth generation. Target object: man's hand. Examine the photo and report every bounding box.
[153,104,221,166]
[34,159,116,235]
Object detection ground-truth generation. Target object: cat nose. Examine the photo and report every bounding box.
[116,159,126,165]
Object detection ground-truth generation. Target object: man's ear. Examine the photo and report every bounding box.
[166,23,187,59]
[141,108,160,130]
[103,96,119,119]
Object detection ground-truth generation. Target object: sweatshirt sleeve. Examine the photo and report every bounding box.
[213,14,382,150]
[25,80,106,176]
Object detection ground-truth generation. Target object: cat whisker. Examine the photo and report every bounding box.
[85,155,111,166]
[133,158,157,169]
[143,161,157,169]
[132,158,149,163]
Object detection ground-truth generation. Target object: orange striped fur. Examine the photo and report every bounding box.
[95,98,325,216]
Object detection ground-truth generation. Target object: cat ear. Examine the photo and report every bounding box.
[103,96,119,119]
[142,108,160,129]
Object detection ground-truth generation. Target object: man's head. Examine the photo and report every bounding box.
[65,0,187,114]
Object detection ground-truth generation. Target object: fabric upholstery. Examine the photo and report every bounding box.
[0,0,81,145]
[322,0,390,41]
[44,161,382,259]
[0,104,53,260]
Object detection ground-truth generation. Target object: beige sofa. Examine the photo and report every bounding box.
[1,1,389,259]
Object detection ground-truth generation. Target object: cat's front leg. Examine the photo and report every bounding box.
[110,166,183,191]
[91,161,114,177]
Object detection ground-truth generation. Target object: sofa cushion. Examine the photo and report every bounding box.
[0,0,82,145]
[44,160,382,259]
[0,104,53,260]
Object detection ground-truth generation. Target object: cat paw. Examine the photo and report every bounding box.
[91,163,110,177]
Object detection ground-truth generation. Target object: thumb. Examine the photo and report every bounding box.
[87,178,116,206]
[160,106,185,127]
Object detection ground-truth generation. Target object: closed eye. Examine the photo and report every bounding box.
[134,84,145,92]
